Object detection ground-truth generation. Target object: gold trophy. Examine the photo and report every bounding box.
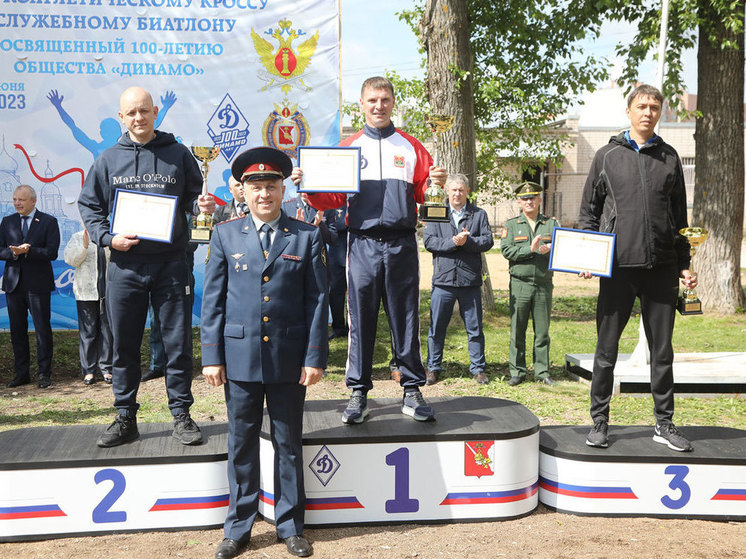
[419,114,454,223]
[190,146,220,244]
[677,227,708,315]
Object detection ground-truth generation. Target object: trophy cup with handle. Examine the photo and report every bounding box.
[677,226,708,315]
[419,114,454,223]
[190,146,220,244]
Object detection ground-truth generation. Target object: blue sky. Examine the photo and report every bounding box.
[339,0,698,107]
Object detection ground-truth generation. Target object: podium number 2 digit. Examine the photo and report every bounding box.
[385,448,419,513]
[92,469,127,523]
[661,465,691,510]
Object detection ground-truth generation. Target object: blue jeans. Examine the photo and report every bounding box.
[427,285,485,376]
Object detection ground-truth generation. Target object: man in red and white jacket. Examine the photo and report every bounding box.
[292,76,446,424]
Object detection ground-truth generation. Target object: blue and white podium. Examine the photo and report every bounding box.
[0,396,540,541]
[539,425,746,520]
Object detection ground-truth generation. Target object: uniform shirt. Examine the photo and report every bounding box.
[500,212,559,285]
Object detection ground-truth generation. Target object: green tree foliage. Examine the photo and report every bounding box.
[397,0,609,196]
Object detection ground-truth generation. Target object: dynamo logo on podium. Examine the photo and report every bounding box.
[308,445,340,487]
[207,93,249,163]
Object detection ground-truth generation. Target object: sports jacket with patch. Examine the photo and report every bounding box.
[306,123,432,235]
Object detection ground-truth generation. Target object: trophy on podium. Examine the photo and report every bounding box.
[419,114,454,223]
[190,146,220,244]
[677,226,708,315]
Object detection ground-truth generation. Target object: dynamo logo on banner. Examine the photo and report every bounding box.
[208,94,250,163]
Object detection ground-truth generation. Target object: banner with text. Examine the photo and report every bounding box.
[0,0,341,329]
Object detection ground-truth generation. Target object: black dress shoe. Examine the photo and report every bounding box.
[507,376,523,386]
[215,538,245,559]
[541,377,557,386]
[7,376,30,388]
[141,369,165,382]
[425,369,438,385]
[280,535,312,557]
[38,377,51,389]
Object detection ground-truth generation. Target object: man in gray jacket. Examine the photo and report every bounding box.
[578,84,696,452]
[423,174,494,385]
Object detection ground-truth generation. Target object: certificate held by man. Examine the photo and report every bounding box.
[110,189,179,243]
[548,227,616,278]
[297,146,361,193]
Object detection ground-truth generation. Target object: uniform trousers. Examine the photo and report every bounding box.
[427,285,485,375]
[328,231,348,335]
[590,265,679,424]
[509,278,552,379]
[346,231,425,391]
[223,379,306,541]
[76,299,112,377]
[7,288,53,380]
[106,258,193,417]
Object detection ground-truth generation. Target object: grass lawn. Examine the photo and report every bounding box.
[1,293,744,432]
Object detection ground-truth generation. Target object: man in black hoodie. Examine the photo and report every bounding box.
[578,84,697,453]
[79,86,215,447]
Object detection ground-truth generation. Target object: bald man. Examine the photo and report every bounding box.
[79,86,215,448]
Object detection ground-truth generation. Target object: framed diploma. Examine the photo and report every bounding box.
[548,227,616,278]
[110,189,179,244]
[297,146,361,193]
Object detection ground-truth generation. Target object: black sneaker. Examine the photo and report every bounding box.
[173,412,203,445]
[97,415,139,448]
[342,390,368,424]
[402,389,435,422]
[653,423,693,452]
[586,419,608,448]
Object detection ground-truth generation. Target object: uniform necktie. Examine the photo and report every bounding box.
[260,223,272,258]
[21,215,29,238]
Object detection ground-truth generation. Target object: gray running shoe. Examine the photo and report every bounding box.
[342,390,369,424]
[586,419,608,448]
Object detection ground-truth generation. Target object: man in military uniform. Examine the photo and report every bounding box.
[500,182,558,386]
[201,147,328,558]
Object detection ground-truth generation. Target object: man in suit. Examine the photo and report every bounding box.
[0,185,60,388]
[201,147,328,559]
[213,176,247,224]
[423,174,494,385]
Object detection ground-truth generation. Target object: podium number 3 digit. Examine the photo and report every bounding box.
[661,465,691,510]
[92,469,127,523]
[385,448,419,513]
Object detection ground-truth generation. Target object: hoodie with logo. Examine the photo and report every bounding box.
[79,130,203,264]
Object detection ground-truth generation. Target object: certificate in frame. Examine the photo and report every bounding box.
[297,146,361,194]
[110,189,179,244]
[548,227,616,278]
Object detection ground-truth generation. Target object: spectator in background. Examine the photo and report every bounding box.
[64,228,112,385]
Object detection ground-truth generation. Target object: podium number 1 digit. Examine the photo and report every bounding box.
[661,465,691,510]
[385,447,419,513]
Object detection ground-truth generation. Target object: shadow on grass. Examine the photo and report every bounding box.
[0,406,113,427]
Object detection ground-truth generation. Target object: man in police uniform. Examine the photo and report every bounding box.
[201,147,328,559]
[500,182,558,386]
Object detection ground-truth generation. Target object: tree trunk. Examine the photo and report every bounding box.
[692,0,746,313]
[419,0,496,311]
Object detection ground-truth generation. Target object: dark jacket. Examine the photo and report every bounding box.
[423,202,494,287]
[78,130,203,264]
[0,210,59,293]
[200,211,328,382]
[577,133,690,270]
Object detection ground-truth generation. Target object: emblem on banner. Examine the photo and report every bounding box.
[309,445,340,487]
[263,101,310,160]
[207,93,250,163]
[252,19,319,94]
[464,441,495,478]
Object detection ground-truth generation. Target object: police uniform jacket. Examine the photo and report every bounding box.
[500,212,558,286]
[423,202,494,287]
[200,211,328,383]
